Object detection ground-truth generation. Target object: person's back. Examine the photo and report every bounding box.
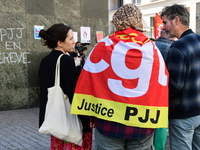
[71,4,169,150]
[155,29,173,61]
[154,29,173,150]
[161,4,200,150]
[167,31,200,119]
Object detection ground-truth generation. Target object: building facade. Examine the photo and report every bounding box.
[0,0,108,111]
[109,0,200,37]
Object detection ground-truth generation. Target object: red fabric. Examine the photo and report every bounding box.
[72,27,168,128]
[75,27,168,107]
[95,118,155,139]
[50,132,92,150]
[154,13,163,39]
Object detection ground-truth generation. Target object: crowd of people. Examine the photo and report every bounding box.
[38,3,200,150]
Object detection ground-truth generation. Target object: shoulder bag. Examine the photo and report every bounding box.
[39,54,83,146]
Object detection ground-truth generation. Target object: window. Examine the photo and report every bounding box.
[196,3,200,34]
[133,0,141,5]
[109,0,123,11]
[118,0,123,7]
[150,17,155,27]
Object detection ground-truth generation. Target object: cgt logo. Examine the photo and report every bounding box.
[84,37,167,97]
[72,30,169,128]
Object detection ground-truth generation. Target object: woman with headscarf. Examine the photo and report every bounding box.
[71,3,169,150]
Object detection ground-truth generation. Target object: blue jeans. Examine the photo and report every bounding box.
[94,128,154,150]
[169,115,200,150]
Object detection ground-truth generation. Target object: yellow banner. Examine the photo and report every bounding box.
[71,93,168,128]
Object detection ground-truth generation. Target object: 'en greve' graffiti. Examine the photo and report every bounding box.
[0,27,31,64]
[0,52,31,64]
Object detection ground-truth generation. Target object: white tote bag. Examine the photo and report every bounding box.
[39,54,83,146]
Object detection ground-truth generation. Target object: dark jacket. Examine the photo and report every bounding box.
[166,29,200,119]
[155,37,173,61]
[39,50,90,132]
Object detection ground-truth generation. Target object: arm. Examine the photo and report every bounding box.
[60,55,77,103]
[166,47,186,98]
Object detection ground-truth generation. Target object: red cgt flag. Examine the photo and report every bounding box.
[71,27,169,128]
[154,13,163,39]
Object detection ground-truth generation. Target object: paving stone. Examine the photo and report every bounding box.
[0,108,50,149]
[0,107,170,150]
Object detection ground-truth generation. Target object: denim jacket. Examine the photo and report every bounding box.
[155,37,173,61]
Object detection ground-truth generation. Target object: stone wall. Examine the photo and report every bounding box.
[0,0,108,110]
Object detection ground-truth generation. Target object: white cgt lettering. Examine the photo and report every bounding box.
[83,37,112,73]
[84,39,167,97]
[108,42,153,97]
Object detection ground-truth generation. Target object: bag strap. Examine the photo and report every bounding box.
[54,54,64,86]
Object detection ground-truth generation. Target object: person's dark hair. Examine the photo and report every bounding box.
[160,4,189,27]
[39,23,71,49]
[75,41,81,47]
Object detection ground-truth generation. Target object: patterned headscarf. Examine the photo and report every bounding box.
[112,4,143,31]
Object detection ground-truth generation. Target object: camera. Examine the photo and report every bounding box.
[75,43,88,53]
[76,46,87,53]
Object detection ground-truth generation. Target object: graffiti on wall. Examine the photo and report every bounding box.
[0,28,31,64]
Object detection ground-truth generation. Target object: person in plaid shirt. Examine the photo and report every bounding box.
[161,4,200,150]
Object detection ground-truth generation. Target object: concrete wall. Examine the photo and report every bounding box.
[0,0,108,111]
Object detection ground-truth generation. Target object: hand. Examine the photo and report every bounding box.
[78,57,82,62]
[90,117,95,128]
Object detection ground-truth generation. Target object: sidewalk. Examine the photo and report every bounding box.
[0,108,50,150]
[0,108,170,150]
